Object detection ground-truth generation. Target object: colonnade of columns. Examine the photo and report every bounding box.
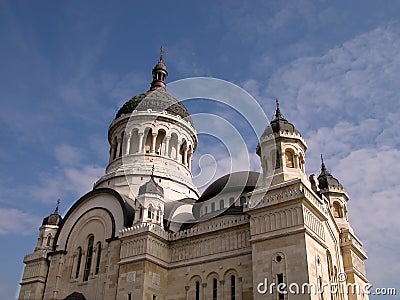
[109,128,194,170]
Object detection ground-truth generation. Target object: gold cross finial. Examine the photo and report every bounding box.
[159,46,164,61]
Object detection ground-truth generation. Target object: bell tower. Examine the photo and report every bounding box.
[257,99,308,186]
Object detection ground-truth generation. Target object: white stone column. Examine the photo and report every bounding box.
[188,151,193,170]
[165,136,171,157]
[125,133,132,155]
[138,132,144,153]
[109,142,116,162]
[151,132,158,153]
[176,141,182,161]
[116,137,122,157]
[183,147,188,166]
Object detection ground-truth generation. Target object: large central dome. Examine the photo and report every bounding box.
[115,87,193,126]
[115,52,193,126]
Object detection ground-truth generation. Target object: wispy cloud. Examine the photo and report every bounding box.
[0,208,40,236]
[30,144,104,205]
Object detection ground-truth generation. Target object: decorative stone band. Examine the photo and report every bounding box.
[23,249,48,263]
[120,215,250,241]
[248,179,327,217]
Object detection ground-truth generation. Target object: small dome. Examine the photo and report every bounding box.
[115,87,193,126]
[198,171,261,202]
[138,175,164,197]
[267,99,300,135]
[317,156,343,190]
[42,201,62,226]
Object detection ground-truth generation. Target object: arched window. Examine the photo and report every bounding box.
[285,150,294,168]
[83,235,94,281]
[212,278,218,300]
[230,275,236,300]
[148,205,153,219]
[46,235,52,247]
[332,202,341,218]
[229,197,234,206]
[219,199,224,210]
[211,202,215,212]
[95,242,101,275]
[195,281,200,300]
[299,154,305,172]
[75,247,82,279]
[240,196,246,206]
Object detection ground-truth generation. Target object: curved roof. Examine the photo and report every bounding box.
[198,171,261,202]
[138,175,164,197]
[317,159,344,190]
[267,101,300,135]
[115,87,193,126]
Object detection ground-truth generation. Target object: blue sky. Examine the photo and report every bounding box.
[1,1,400,299]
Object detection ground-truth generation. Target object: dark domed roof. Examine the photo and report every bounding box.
[317,156,343,190]
[115,87,193,126]
[138,175,164,197]
[42,201,62,226]
[267,99,300,135]
[198,171,261,202]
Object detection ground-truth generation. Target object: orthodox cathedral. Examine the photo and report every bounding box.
[19,53,369,300]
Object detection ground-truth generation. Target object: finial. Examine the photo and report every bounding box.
[159,46,164,62]
[320,154,327,172]
[275,98,283,119]
[54,199,60,214]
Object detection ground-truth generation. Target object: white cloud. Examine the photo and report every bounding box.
[0,208,40,235]
[30,144,104,204]
[54,144,84,166]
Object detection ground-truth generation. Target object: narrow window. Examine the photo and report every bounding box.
[212,278,218,300]
[46,235,52,246]
[332,203,341,218]
[277,273,284,300]
[75,247,82,279]
[195,281,200,300]
[128,293,132,300]
[231,275,236,300]
[95,242,101,275]
[152,296,157,300]
[240,196,246,206]
[205,206,208,214]
[83,235,94,281]
[229,197,234,206]
[219,199,224,210]
[285,150,294,168]
[211,202,215,212]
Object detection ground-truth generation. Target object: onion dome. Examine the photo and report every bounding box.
[269,99,300,135]
[114,48,193,126]
[42,200,62,226]
[317,155,343,190]
[138,168,164,197]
